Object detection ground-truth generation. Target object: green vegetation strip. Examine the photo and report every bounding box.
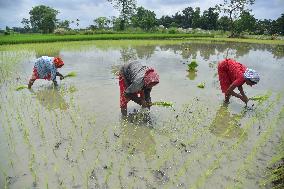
[0,33,214,45]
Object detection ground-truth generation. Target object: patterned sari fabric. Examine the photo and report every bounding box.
[218,59,247,93]
[32,56,57,81]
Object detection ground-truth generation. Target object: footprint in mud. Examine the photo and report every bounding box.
[54,141,62,149]
[152,170,169,184]
[128,167,138,177]
[6,175,18,185]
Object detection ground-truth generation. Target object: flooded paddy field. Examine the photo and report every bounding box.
[0,40,284,188]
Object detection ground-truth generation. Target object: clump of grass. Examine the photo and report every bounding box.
[187,60,198,71]
[15,85,28,91]
[197,82,205,88]
[151,101,173,107]
[64,71,77,78]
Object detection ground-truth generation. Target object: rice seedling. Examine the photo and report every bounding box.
[151,101,173,107]
[197,82,205,88]
[64,71,77,78]
[187,59,198,71]
[250,94,270,102]
[15,84,28,91]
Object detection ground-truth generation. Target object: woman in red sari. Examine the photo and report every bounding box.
[218,58,260,105]
[119,61,159,116]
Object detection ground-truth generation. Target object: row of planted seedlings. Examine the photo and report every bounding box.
[161,100,238,188]
[225,92,284,188]
[188,92,284,189]
[143,91,274,188]
[260,125,284,189]
[1,52,74,188]
[0,52,34,188]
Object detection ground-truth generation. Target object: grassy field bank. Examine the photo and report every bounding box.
[1,33,284,45]
[0,33,213,45]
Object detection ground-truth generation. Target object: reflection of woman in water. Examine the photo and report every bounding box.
[120,111,156,159]
[32,88,69,110]
[119,61,159,116]
[218,59,260,105]
[210,105,245,139]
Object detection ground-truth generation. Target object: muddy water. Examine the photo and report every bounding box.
[0,40,284,188]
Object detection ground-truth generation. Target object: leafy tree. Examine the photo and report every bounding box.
[182,7,194,28]
[276,14,284,35]
[192,7,201,29]
[29,5,59,33]
[218,16,231,31]
[131,7,157,31]
[94,17,111,29]
[158,16,173,28]
[107,0,136,30]
[172,12,184,28]
[200,7,219,30]
[216,0,255,37]
[234,11,256,34]
[57,20,70,29]
[111,16,123,31]
[21,18,31,31]
[255,19,272,34]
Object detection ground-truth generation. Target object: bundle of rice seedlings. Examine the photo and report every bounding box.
[64,71,77,78]
[197,82,205,88]
[16,85,28,91]
[151,101,173,107]
[250,94,269,102]
[187,60,198,71]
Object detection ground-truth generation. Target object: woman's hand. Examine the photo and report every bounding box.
[141,100,151,108]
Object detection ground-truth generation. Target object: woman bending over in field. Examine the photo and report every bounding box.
[28,56,65,89]
[218,58,260,105]
[119,61,160,116]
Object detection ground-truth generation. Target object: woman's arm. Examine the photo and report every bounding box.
[238,85,248,104]
[225,84,248,104]
[225,84,242,102]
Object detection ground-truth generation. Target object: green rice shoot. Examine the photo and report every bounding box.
[197,82,205,88]
[250,94,269,102]
[151,101,173,107]
[187,59,198,71]
[64,71,77,78]
[16,85,28,91]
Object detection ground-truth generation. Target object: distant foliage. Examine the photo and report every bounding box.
[29,5,59,33]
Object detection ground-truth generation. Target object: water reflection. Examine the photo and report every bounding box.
[187,70,197,80]
[159,43,284,60]
[120,110,156,159]
[209,104,246,139]
[31,87,69,111]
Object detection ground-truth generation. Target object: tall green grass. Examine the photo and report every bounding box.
[0,33,214,45]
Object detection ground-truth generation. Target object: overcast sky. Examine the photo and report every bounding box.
[0,0,283,29]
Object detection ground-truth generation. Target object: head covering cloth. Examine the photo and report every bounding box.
[144,69,160,87]
[53,57,64,68]
[244,68,260,84]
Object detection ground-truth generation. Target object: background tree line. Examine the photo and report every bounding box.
[5,0,284,36]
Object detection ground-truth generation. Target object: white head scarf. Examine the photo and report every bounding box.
[244,68,260,84]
